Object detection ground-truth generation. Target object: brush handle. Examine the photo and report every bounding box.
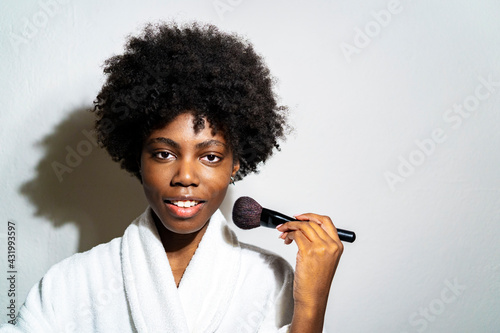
[260,208,356,243]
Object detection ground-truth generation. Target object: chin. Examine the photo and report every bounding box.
[152,211,209,235]
[167,223,208,235]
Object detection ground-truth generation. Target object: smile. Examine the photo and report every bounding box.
[169,200,200,208]
[163,199,206,219]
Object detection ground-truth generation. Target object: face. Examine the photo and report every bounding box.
[140,112,239,235]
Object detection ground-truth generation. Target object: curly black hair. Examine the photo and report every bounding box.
[92,22,288,181]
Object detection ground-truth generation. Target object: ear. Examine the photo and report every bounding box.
[231,160,240,178]
[137,157,143,184]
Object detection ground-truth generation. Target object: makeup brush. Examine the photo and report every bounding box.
[232,196,356,243]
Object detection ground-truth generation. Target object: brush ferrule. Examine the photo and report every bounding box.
[260,208,296,228]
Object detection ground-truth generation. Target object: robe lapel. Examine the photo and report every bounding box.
[177,210,242,333]
[121,208,190,333]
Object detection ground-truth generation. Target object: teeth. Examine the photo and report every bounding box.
[171,200,199,208]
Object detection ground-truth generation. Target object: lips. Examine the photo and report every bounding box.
[163,198,205,219]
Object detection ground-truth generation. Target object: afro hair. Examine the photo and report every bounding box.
[92,21,288,181]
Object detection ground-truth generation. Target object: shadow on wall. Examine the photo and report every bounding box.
[19,108,148,253]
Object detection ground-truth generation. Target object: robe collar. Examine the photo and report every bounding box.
[121,207,241,333]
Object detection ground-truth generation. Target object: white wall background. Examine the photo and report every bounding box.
[1,0,499,332]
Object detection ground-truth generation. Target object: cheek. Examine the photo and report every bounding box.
[141,176,161,202]
[203,171,232,199]
[203,164,232,184]
[141,163,167,193]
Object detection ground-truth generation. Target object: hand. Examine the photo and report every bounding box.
[277,213,343,332]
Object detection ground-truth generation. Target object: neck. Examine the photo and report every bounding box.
[153,216,209,255]
[153,215,210,287]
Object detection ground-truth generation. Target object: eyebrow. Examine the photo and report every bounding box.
[146,137,180,149]
[146,137,227,151]
[195,139,227,150]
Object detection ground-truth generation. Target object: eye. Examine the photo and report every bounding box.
[201,154,222,163]
[153,151,175,161]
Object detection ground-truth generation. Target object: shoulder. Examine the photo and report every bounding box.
[238,242,294,286]
[48,236,121,272]
[15,237,125,331]
[225,242,294,329]
[41,236,123,292]
[240,242,292,268]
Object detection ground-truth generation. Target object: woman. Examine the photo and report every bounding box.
[2,22,343,332]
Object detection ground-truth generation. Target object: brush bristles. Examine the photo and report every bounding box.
[232,196,263,229]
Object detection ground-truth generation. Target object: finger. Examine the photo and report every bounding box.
[276,221,321,243]
[294,213,339,242]
[285,228,344,263]
[278,231,288,240]
[280,231,297,245]
[294,213,334,231]
[290,219,332,243]
[283,229,310,249]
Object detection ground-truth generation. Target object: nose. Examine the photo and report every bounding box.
[170,158,199,187]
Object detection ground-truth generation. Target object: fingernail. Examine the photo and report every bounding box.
[275,224,283,229]
[278,232,284,238]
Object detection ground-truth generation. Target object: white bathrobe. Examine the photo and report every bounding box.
[1,208,294,333]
